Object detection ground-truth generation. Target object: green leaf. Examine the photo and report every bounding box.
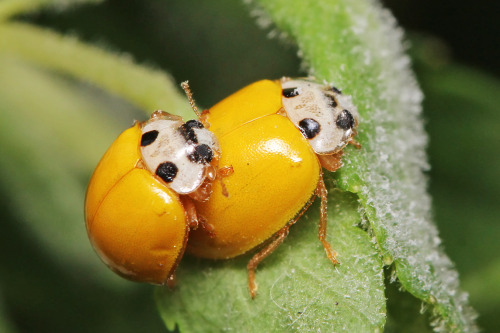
[0,1,480,331]
[247,0,477,332]
[157,191,385,332]
[384,273,433,333]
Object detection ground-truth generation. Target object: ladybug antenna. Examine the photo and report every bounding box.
[181,81,201,118]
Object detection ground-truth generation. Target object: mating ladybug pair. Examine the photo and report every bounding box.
[84,78,359,298]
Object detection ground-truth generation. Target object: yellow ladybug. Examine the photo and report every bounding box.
[85,109,221,285]
[188,78,359,298]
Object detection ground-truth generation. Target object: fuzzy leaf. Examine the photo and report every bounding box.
[247,0,478,332]
[157,191,386,332]
[0,0,479,331]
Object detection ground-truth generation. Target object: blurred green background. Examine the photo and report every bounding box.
[0,0,498,332]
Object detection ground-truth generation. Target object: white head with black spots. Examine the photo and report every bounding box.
[280,78,359,155]
[139,110,220,195]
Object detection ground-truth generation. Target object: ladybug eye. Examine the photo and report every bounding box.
[298,118,321,139]
[282,87,300,98]
[156,162,178,183]
[336,110,355,130]
[141,130,159,146]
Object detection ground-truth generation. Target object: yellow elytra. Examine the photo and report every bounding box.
[85,110,221,285]
[188,78,359,298]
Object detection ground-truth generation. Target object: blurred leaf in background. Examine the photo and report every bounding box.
[0,0,498,332]
[411,36,500,333]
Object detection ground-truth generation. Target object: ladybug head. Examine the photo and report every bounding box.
[280,79,358,155]
[140,111,220,195]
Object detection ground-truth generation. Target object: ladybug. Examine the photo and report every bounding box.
[85,108,221,285]
[188,78,359,298]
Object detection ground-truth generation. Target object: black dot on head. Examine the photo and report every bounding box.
[282,87,300,98]
[298,118,321,139]
[195,144,213,163]
[187,150,202,163]
[336,110,355,130]
[178,123,198,144]
[331,86,342,94]
[156,162,178,183]
[141,130,159,146]
[185,120,204,129]
[326,94,338,108]
[187,144,213,164]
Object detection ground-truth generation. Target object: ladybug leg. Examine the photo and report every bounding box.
[218,165,234,177]
[348,137,362,149]
[182,195,216,237]
[180,196,199,230]
[217,165,234,197]
[316,174,339,265]
[247,226,290,299]
[198,215,216,238]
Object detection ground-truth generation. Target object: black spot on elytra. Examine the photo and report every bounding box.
[298,118,321,139]
[141,130,159,146]
[336,110,355,130]
[282,87,300,98]
[156,162,178,183]
[187,144,213,164]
